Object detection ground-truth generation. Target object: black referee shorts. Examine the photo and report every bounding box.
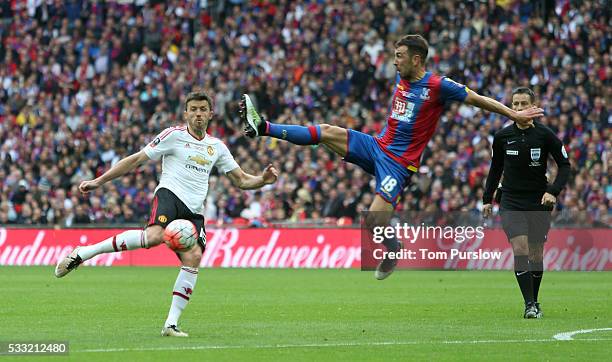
[147,187,206,251]
[499,191,552,244]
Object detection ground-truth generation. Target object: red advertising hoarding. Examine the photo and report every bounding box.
[0,227,610,270]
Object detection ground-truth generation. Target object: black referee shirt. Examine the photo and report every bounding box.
[483,121,570,204]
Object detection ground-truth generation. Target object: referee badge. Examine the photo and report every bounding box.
[530,148,541,161]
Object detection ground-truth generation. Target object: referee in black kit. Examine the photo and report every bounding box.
[482,87,570,319]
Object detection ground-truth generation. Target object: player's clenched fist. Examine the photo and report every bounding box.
[262,164,279,185]
[79,179,102,194]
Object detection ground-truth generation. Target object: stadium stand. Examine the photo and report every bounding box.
[0,0,609,227]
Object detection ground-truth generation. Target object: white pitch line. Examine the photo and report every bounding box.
[553,328,612,341]
[75,338,612,353]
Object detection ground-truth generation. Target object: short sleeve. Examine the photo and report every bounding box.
[215,142,240,174]
[439,76,468,103]
[143,128,177,160]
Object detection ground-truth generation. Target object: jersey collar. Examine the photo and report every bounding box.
[513,121,537,134]
[187,125,207,141]
[402,71,430,84]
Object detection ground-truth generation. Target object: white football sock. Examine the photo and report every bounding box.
[165,266,199,327]
[78,230,147,261]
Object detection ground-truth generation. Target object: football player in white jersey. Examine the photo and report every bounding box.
[54,91,278,337]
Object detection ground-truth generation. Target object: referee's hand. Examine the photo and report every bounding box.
[482,203,493,218]
[541,192,556,207]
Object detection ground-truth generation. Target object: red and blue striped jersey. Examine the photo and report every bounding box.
[375,72,468,170]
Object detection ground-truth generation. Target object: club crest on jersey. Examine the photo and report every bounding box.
[207,146,215,155]
[158,215,167,223]
[420,88,431,100]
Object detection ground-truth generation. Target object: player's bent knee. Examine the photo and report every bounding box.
[145,225,164,247]
[319,123,332,134]
[364,207,393,232]
[318,124,348,156]
[179,246,202,268]
[367,196,394,221]
[364,213,386,230]
[319,124,344,140]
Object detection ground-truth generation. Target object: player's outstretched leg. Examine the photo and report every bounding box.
[239,94,348,156]
[54,227,163,278]
[241,94,321,144]
[54,247,83,278]
[161,245,202,337]
[241,94,268,138]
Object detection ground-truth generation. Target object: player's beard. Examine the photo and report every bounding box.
[190,118,207,137]
[397,66,410,80]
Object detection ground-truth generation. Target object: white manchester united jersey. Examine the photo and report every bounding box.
[143,126,239,214]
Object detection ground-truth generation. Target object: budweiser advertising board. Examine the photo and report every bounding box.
[0,227,610,270]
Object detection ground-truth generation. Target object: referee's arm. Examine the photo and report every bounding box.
[544,132,571,197]
[483,135,504,205]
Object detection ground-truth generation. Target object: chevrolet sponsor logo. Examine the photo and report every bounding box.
[188,155,211,166]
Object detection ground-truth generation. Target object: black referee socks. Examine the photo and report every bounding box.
[514,255,534,304]
[530,261,544,302]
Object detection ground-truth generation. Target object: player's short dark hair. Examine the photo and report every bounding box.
[395,34,429,63]
[511,87,536,104]
[184,91,213,111]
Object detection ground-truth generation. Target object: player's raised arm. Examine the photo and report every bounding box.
[79,150,150,193]
[226,164,278,190]
[464,88,544,124]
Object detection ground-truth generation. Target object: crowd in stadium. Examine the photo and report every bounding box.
[0,0,609,227]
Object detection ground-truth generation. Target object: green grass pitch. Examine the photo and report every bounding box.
[0,267,610,361]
